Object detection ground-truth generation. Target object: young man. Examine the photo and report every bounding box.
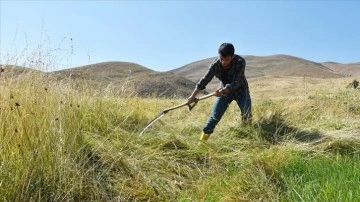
[187,43,252,141]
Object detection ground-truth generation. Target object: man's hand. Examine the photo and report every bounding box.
[187,96,197,104]
[188,88,201,103]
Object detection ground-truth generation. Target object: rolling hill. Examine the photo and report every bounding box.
[0,64,44,76]
[50,62,198,97]
[321,62,360,76]
[170,54,346,92]
[1,62,198,98]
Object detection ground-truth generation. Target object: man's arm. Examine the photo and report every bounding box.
[196,62,216,91]
[187,61,217,103]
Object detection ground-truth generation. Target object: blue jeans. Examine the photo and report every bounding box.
[203,90,252,134]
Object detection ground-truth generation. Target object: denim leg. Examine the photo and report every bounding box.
[236,90,252,123]
[203,96,231,134]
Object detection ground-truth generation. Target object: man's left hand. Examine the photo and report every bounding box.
[215,88,230,97]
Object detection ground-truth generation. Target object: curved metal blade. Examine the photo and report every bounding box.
[138,112,165,137]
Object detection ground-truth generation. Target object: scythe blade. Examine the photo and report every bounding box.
[138,92,216,137]
[138,112,165,137]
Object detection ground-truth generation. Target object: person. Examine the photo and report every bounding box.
[187,43,252,141]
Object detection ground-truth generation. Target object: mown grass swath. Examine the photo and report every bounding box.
[0,67,359,201]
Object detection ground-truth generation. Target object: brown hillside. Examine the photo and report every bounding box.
[322,62,360,76]
[169,57,219,92]
[50,62,198,97]
[170,55,344,92]
[245,55,341,78]
[0,64,44,77]
[52,61,153,80]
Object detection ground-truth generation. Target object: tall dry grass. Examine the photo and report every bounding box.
[1,67,360,201]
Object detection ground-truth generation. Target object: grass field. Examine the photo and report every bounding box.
[1,70,359,201]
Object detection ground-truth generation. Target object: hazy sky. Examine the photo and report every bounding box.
[1,1,359,71]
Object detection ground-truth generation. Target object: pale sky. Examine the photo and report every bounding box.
[1,1,359,72]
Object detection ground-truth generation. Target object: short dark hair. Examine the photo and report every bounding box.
[218,43,235,57]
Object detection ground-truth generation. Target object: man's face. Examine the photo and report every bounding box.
[219,55,233,67]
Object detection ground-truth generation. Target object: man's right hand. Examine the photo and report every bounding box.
[187,88,201,104]
[187,96,197,104]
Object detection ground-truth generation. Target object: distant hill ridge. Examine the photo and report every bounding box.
[169,54,359,92]
[171,54,347,79]
[1,54,359,97]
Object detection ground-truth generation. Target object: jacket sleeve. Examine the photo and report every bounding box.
[225,57,246,91]
[196,62,216,90]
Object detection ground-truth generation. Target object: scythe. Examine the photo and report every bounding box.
[138,92,216,137]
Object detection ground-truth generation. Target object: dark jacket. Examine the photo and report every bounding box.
[196,54,249,95]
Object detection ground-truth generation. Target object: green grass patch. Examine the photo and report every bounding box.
[278,152,360,201]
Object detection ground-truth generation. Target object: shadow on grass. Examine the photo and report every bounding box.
[234,112,324,144]
[256,113,324,144]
